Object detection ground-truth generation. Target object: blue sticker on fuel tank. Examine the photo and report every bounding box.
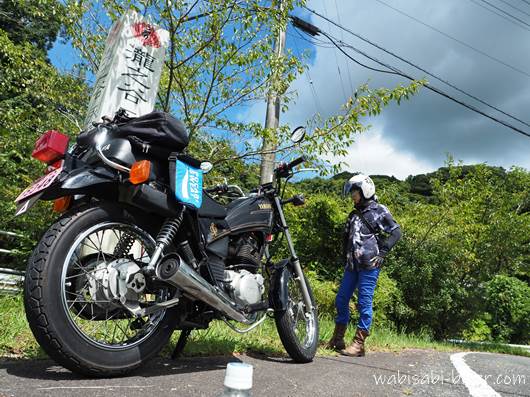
[174,159,202,208]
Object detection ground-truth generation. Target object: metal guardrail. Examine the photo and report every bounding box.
[0,267,24,294]
[448,339,530,352]
[0,230,25,294]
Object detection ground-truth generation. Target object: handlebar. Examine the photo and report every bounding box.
[287,156,306,169]
[205,183,228,195]
[274,156,306,178]
[205,183,246,197]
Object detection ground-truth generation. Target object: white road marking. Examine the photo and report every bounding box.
[450,352,500,397]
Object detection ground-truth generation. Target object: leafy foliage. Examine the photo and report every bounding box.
[290,161,529,342]
[0,29,87,267]
[485,275,529,344]
[0,0,65,52]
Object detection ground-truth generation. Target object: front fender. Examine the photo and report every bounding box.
[268,259,292,311]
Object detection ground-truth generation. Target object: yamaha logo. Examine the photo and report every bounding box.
[258,203,272,210]
[209,223,218,238]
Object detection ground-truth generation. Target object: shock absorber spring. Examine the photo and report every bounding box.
[145,206,185,273]
[113,231,135,258]
[156,217,183,247]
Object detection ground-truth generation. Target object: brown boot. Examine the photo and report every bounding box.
[340,328,369,357]
[324,323,347,350]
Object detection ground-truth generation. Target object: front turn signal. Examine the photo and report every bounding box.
[129,160,151,185]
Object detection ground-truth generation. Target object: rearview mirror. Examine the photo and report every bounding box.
[290,126,306,143]
[200,162,213,174]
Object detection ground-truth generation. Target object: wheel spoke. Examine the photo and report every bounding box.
[286,275,316,349]
[61,222,166,349]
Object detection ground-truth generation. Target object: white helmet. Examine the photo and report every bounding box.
[343,174,376,200]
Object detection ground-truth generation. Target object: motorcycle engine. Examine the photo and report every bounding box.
[227,234,262,271]
[224,233,265,306]
[224,270,264,307]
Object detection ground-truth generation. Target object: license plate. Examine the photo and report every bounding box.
[15,167,62,203]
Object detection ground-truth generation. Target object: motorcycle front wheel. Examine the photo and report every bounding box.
[274,268,319,362]
[24,203,178,377]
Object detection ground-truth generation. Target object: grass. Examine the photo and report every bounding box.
[1,293,529,360]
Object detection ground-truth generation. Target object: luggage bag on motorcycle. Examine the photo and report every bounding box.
[116,111,189,151]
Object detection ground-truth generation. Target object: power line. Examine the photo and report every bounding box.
[289,28,334,48]
[359,0,530,79]
[291,17,530,139]
[476,0,530,27]
[468,0,530,31]
[495,0,530,18]
[291,29,324,114]
[327,34,530,139]
[322,1,349,102]
[299,7,530,128]
[517,0,530,6]
[334,0,355,95]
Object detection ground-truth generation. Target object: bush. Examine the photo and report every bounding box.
[372,272,413,330]
[462,314,492,342]
[485,275,530,344]
[306,270,338,319]
[281,193,349,279]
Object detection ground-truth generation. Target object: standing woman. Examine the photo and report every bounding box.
[326,174,402,356]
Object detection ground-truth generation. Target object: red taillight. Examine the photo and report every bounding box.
[265,234,274,242]
[32,130,69,164]
[45,159,63,174]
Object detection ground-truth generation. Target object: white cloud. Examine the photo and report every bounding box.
[328,130,435,180]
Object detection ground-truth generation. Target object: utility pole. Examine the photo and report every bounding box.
[259,0,286,184]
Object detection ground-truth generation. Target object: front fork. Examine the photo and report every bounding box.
[273,196,314,315]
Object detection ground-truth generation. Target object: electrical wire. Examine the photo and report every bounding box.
[334,0,355,95]
[299,6,530,128]
[476,0,530,28]
[322,1,349,102]
[290,27,334,48]
[291,29,324,114]
[467,0,530,31]
[292,16,530,139]
[333,0,530,79]
[317,30,530,139]
[495,0,530,18]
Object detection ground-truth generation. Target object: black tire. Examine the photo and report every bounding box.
[24,203,177,377]
[274,268,319,363]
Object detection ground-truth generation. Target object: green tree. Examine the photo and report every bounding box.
[0,30,87,268]
[0,0,65,52]
[388,161,529,339]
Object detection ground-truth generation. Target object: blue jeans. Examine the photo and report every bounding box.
[335,267,381,331]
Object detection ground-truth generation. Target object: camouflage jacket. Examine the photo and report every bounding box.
[343,200,400,270]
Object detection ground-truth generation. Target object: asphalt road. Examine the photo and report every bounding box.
[0,350,528,396]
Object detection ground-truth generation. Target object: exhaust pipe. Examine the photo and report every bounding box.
[156,254,249,324]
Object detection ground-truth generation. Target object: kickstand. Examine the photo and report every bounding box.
[171,328,191,359]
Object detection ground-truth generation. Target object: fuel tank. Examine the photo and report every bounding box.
[225,196,273,233]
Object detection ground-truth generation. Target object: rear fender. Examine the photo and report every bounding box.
[41,166,118,201]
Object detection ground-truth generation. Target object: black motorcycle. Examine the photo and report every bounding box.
[15,111,319,377]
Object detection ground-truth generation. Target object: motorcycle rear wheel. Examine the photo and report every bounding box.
[24,203,177,377]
